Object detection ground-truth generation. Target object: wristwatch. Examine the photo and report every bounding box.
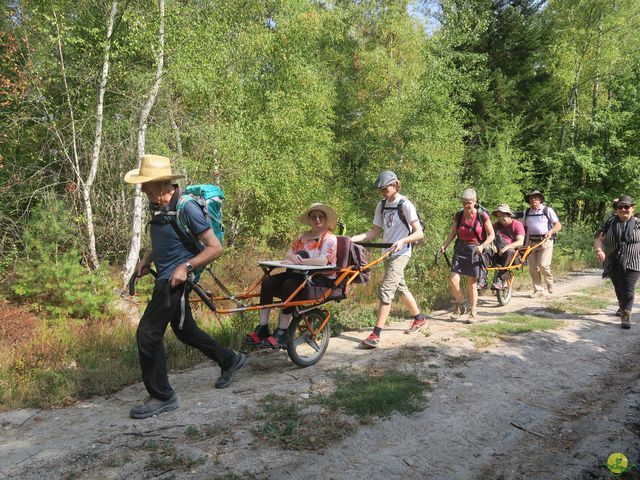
[185,262,194,273]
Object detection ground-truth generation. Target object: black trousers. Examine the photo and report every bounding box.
[260,272,330,314]
[137,280,236,400]
[494,248,517,282]
[610,263,640,312]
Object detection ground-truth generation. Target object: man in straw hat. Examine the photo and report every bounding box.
[351,170,426,348]
[491,204,525,290]
[124,154,245,419]
[520,190,562,297]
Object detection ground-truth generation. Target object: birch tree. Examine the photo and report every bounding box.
[122,0,165,285]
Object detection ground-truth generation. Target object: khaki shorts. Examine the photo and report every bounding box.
[379,254,411,304]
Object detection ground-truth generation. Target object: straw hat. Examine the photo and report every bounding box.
[298,203,337,230]
[124,154,185,184]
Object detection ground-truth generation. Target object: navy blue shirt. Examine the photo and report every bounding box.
[150,189,211,280]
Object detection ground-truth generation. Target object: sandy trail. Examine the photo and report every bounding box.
[1,269,639,479]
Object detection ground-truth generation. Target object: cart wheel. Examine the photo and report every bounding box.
[496,285,513,306]
[287,308,330,367]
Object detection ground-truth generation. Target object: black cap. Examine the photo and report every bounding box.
[617,195,635,207]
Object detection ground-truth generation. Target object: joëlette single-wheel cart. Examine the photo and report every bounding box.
[129,237,393,367]
[439,238,547,306]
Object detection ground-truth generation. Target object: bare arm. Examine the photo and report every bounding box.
[500,234,525,255]
[439,223,458,253]
[547,220,562,238]
[594,232,606,263]
[476,217,495,253]
[390,220,424,253]
[351,225,383,243]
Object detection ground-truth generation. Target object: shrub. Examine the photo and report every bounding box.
[9,194,117,319]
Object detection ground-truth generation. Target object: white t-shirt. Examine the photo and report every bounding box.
[373,194,419,257]
[523,205,560,236]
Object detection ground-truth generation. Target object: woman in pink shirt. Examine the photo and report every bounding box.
[439,189,495,323]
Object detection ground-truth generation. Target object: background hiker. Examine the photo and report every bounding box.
[594,195,640,329]
[491,204,525,290]
[439,188,495,323]
[245,203,338,349]
[519,190,562,297]
[351,170,425,348]
[124,154,245,419]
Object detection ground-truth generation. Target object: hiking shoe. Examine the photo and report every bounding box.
[362,332,380,349]
[215,352,246,389]
[529,290,544,299]
[465,309,479,324]
[259,328,289,349]
[547,284,554,294]
[129,393,179,419]
[405,318,427,334]
[243,324,270,345]
[492,278,503,290]
[621,311,631,330]
[615,308,623,317]
[449,303,465,320]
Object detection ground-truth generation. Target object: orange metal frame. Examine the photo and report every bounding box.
[190,249,392,317]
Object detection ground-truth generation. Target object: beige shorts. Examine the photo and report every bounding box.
[379,254,411,304]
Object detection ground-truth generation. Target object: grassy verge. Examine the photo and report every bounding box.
[0,309,251,410]
[548,295,611,315]
[460,314,565,347]
[252,367,431,450]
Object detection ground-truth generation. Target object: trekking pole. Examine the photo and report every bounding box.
[186,277,217,312]
[435,250,451,268]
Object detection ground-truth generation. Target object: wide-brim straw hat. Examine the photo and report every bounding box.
[124,154,185,184]
[492,204,516,217]
[298,203,337,230]
[524,189,545,203]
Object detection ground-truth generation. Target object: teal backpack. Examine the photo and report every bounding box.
[175,184,225,253]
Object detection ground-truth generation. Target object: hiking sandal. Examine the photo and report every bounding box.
[243,324,270,345]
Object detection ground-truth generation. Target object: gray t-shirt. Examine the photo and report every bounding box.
[150,192,211,280]
[373,194,419,257]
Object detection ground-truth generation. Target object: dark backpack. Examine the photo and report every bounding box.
[522,206,557,240]
[454,205,490,243]
[348,241,370,284]
[379,197,425,245]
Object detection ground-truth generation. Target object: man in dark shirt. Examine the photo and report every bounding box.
[124,154,245,419]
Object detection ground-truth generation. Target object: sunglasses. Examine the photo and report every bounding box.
[617,205,633,210]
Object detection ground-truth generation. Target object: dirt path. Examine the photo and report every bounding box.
[2,269,639,479]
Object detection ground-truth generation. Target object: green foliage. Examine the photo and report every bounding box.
[9,195,116,320]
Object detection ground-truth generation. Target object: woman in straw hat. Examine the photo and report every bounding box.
[124,155,245,419]
[243,203,338,349]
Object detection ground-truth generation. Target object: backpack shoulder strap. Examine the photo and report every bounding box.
[396,198,412,233]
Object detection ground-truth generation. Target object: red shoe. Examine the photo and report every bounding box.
[362,332,380,349]
[405,318,427,334]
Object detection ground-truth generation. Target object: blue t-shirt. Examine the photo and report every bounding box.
[150,196,211,280]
